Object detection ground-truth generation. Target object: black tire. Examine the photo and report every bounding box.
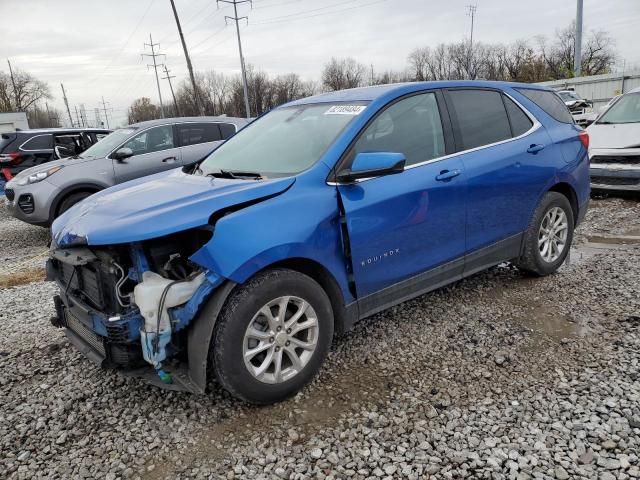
[516,192,574,276]
[57,191,92,216]
[211,268,334,405]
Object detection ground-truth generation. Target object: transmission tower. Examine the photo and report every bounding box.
[217,0,252,118]
[142,34,166,118]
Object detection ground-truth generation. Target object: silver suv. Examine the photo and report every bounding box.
[5,116,248,226]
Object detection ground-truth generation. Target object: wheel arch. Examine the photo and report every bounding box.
[50,183,104,221]
[256,257,357,336]
[548,182,579,225]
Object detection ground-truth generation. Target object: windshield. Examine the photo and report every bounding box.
[598,93,640,124]
[198,102,368,177]
[80,128,137,158]
[558,91,580,102]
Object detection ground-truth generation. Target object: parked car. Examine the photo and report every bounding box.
[0,127,111,187]
[557,90,594,126]
[587,86,640,193]
[47,81,589,404]
[4,117,248,226]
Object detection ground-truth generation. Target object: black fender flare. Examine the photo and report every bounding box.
[49,182,106,223]
[186,281,237,393]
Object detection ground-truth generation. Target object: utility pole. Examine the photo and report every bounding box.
[60,83,74,127]
[7,59,21,111]
[466,5,477,52]
[74,106,82,128]
[80,104,88,128]
[142,34,166,118]
[169,0,202,115]
[218,0,252,118]
[574,0,583,77]
[101,96,111,128]
[161,65,180,116]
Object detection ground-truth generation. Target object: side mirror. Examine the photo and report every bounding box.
[336,152,406,183]
[112,147,134,162]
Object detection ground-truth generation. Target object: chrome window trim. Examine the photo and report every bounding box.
[19,134,54,152]
[106,122,176,160]
[328,91,541,186]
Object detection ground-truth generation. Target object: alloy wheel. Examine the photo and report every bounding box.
[242,296,319,384]
[538,206,569,263]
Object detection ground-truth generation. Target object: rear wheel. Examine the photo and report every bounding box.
[211,269,334,405]
[516,192,574,276]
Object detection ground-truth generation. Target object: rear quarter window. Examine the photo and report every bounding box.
[21,134,53,150]
[219,123,237,139]
[515,88,574,124]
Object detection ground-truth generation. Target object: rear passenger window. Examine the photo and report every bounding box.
[176,123,222,146]
[515,88,574,124]
[352,92,445,167]
[447,89,511,150]
[219,123,236,139]
[21,134,52,150]
[503,96,534,136]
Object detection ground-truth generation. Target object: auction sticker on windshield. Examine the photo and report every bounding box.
[325,105,367,115]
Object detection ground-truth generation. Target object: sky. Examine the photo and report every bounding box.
[1,0,639,127]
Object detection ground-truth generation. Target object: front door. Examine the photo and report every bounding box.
[337,91,466,310]
[113,124,182,183]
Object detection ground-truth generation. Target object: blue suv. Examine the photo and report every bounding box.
[48,81,590,404]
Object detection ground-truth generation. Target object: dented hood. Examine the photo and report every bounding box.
[52,169,295,247]
[587,122,640,149]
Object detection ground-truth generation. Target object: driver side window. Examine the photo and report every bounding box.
[353,92,445,167]
[123,125,174,156]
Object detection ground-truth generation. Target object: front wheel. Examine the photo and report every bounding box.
[516,192,574,276]
[211,269,334,405]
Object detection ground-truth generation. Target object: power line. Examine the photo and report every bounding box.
[217,0,252,118]
[161,64,180,116]
[250,0,388,26]
[142,34,167,118]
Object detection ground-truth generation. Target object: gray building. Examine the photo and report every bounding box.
[0,112,29,133]
[537,71,640,110]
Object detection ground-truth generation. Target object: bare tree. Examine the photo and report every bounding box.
[127,97,161,124]
[0,68,51,113]
[321,57,367,91]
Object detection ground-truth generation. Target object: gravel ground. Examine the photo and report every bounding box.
[1,198,639,480]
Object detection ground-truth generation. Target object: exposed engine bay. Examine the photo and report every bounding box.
[47,226,218,385]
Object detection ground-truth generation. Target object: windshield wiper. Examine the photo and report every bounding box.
[207,169,264,180]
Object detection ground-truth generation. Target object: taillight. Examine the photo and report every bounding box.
[0,152,22,165]
[1,167,13,180]
[578,131,589,150]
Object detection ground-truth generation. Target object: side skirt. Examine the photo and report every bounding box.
[355,233,523,322]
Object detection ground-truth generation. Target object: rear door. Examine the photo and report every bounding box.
[176,122,224,166]
[337,91,466,307]
[444,88,556,272]
[113,124,182,183]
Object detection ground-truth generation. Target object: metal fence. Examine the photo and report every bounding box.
[537,71,640,109]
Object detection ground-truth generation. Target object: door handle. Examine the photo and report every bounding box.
[435,169,461,181]
[527,144,545,154]
[162,156,177,163]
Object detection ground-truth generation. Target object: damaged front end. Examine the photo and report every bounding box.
[47,227,225,393]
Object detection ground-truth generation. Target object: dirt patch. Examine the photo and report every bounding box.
[0,268,46,288]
